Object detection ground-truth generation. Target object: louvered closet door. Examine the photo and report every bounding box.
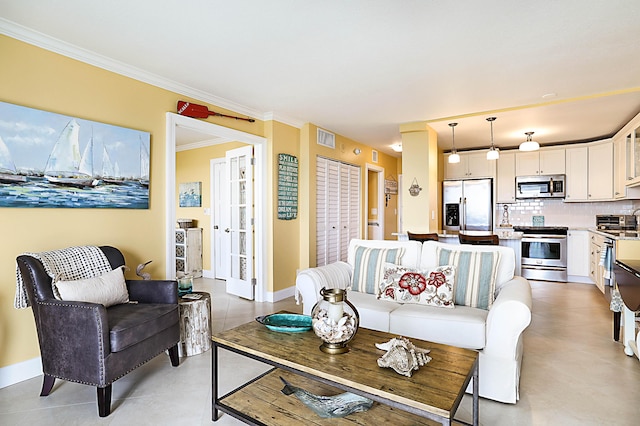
[316,157,360,266]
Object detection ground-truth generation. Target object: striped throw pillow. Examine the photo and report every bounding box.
[436,248,501,310]
[351,247,404,295]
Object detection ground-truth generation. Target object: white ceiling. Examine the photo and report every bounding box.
[2,0,640,156]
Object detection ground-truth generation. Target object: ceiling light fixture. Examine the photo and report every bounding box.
[519,131,540,151]
[391,143,402,152]
[448,122,460,163]
[486,117,499,160]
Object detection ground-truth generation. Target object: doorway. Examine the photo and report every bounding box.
[165,113,268,301]
[365,163,384,240]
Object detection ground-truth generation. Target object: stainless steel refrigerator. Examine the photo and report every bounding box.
[443,178,493,231]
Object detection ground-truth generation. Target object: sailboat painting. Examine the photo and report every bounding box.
[0,101,150,208]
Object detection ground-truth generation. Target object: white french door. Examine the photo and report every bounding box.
[225,146,254,299]
[316,157,360,266]
[211,159,228,280]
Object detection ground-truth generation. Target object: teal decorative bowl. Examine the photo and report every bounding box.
[255,313,312,333]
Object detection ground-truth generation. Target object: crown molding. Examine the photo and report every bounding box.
[0,18,305,126]
[263,112,304,129]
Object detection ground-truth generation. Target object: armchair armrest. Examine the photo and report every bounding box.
[127,280,178,304]
[484,276,532,359]
[37,299,110,383]
[295,262,352,315]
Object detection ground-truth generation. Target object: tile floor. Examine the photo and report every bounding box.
[1,278,639,425]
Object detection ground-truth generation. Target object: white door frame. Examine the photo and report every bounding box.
[165,112,268,302]
[365,163,384,240]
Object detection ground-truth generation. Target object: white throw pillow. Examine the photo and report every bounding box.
[53,267,129,307]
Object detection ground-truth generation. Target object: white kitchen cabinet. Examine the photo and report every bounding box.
[587,141,613,201]
[567,230,590,280]
[565,146,588,201]
[613,133,640,199]
[515,149,565,176]
[444,151,495,179]
[176,228,203,278]
[589,231,606,293]
[496,151,516,203]
[614,136,628,199]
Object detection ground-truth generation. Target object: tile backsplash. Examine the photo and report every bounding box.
[496,199,640,228]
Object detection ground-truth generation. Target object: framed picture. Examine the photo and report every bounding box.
[179,182,202,207]
[0,101,150,208]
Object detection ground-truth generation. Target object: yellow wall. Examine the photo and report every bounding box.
[0,34,397,371]
[368,170,379,222]
[176,142,246,271]
[400,122,438,233]
[265,121,302,292]
[0,35,264,368]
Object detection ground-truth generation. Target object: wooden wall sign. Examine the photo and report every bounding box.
[277,153,298,220]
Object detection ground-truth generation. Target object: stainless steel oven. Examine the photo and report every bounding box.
[514,226,568,282]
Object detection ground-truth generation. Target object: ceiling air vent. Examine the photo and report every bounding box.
[317,128,335,149]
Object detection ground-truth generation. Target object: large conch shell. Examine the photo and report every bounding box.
[375,337,432,377]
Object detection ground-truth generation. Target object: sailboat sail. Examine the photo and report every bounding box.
[0,135,27,183]
[44,119,97,188]
[139,138,149,186]
[78,136,94,176]
[102,146,115,178]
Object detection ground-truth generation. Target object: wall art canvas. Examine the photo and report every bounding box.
[179,181,202,207]
[0,101,150,208]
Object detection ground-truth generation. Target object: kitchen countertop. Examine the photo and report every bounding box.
[437,230,523,240]
[589,228,640,240]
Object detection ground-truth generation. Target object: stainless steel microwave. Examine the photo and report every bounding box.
[515,175,565,199]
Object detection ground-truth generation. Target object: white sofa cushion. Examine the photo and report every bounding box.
[348,239,423,268]
[389,303,489,349]
[420,241,515,290]
[347,290,399,332]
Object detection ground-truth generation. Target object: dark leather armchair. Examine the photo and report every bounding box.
[16,246,180,417]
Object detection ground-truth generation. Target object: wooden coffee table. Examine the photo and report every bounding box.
[212,319,478,425]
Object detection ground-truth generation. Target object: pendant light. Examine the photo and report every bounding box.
[448,122,460,163]
[486,117,500,160]
[519,131,540,151]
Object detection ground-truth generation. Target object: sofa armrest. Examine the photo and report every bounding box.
[295,262,352,315]
[484,276,532,359]
[127,280,178,304]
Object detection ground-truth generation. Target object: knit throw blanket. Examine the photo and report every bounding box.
[15,246,112,309]
[295,261,352,305]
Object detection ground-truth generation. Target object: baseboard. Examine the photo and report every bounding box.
[0,356,42,389]
[202,269,214,279]
[266,285,296,303]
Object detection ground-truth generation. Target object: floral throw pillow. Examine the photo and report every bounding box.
[378,263,455,308]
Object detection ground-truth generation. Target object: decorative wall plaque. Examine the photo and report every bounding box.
[277,153,298,220]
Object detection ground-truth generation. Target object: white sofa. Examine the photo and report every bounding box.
[296,238,532,404]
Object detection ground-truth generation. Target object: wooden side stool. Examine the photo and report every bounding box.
[178,291,212,356]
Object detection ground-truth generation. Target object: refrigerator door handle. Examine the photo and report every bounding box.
[461,197,466,230]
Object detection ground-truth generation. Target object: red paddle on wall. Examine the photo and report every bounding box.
[177,101,255,122]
